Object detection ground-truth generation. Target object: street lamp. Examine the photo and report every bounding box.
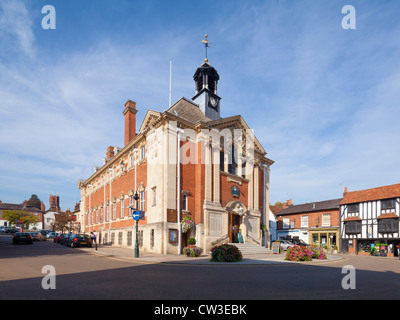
[128,191,140,258]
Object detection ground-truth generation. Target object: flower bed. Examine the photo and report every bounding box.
[285,245,312,262]
[309,245,327,260]
[210,243,243,262]
[183,245,203,257]
[285,245,327,262]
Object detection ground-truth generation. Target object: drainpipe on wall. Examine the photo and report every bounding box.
[108,167,112,245]
[177,127,184,255]
[132,148,138,253]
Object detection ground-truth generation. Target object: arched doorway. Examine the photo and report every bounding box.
[225,201,247,243]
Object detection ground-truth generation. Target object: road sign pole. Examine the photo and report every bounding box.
[134,192,140,258]
[135,219,139,258]
[128,192,141,258]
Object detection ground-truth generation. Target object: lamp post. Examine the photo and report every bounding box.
[128,191,140,258]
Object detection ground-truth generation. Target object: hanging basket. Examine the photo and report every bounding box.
[181,215,194,233]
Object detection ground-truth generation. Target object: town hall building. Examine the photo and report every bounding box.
[78,53,274,255]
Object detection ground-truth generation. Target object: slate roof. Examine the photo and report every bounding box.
[276,198,342,216]
[0,203,44,213]
[340,183,400,205]
[166,97,211,124]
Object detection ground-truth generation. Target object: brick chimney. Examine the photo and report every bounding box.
[343,187,348,196]
[123,100,137,146]
[106,146,115,159]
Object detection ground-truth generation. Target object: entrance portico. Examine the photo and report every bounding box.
[225,201,247,243]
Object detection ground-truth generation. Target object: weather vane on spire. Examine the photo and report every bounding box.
[202,34,211,62]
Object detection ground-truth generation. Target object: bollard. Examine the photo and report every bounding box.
[96,243,97,251]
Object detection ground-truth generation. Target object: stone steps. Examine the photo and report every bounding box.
[228,243,272,255]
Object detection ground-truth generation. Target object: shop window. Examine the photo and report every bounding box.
[345,220,361,234]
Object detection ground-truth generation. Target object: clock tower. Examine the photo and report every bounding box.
[192,60,221,120]
[192,35,221,120]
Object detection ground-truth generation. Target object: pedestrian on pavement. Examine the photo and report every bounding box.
[93,230,97,244]
[90,231,94,243]
[396,243,400,259]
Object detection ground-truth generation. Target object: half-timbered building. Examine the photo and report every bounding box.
[340,184,400,256]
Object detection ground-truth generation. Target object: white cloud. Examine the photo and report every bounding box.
[1,0,400,210]
[0,0,35,58]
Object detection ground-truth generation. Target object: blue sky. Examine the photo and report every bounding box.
[1,0,400,211]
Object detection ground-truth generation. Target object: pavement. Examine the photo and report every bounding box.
[78,244,344,265]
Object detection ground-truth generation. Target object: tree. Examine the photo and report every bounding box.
[2,210,39,228]
[51,212,76,233]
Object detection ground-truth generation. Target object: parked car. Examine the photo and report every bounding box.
[53,233,63,243]
[282,238,309,247]
[6,228,21,234]
[272,240,295,251]
[13,232,33,244]
[60,233,72,245]
[30,232,47,241]
[47,231,57,239]
[66,234,92,248]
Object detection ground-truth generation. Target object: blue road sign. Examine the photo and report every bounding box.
[132,210,140,221]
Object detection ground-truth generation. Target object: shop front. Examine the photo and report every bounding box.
[308,227,339,252]
[356,239,400,257]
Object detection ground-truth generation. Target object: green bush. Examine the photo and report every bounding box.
[210,243,243,262]
[187,237,196,245]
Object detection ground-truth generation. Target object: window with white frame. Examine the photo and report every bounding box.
[283,217,290,229]
[301,215,308,228]
[182,194,188,211]
[130,154,134,167]
[140,146,145,160]
[113,202,116,219]
[120,199,124,218]
[322,213,331,227]
[101,207,103,222]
